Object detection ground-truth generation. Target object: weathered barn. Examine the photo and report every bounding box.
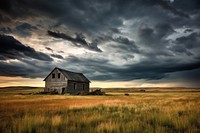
[43,67,90,94]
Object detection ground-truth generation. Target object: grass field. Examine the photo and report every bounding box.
[0,87,200,133]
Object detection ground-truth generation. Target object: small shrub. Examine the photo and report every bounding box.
[124,93,129,96]
[140,89,146,92]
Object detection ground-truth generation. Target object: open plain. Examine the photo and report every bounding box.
[0,87,200,133]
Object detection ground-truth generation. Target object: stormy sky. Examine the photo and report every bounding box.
[0,0,200,87]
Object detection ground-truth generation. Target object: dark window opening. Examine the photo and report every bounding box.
[83,84,85,90]
[73,83,76,89]
[52,73,55,79]
[58,73,60,79]
[62,88,65,94]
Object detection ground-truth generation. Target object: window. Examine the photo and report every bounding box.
[83,84,85,90]
[58,73,60,79]
[73,83,76,89]
[52,73,55,79]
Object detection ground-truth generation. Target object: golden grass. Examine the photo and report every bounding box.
[0,87,200,133]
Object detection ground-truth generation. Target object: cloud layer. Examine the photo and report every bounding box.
[0,0,200,87]
[0,34,52,61]
[47,30,102,52]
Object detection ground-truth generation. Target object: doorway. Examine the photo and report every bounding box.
[62,88,65,94]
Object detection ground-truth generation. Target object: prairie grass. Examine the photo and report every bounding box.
[0,87,200,133]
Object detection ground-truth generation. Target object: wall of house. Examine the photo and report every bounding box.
[44,69,67,94]
[66,80,89,94]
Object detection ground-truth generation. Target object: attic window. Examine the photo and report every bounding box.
[58,73,60,79]
[52,73,55,79]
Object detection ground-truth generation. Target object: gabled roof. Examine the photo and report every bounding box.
[43,67,90,82]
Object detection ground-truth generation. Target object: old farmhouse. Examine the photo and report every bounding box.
[44,67,90,94]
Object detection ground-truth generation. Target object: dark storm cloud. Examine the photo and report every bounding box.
[170,45,193,56]
[0,34,53,61]
[0,22,37,37]
[0,0,200,86]
[137,23,175,57]
[0,62,36,78]
[45,47,53,52]
[172,0,200,12]
[169,32,200,56]
[139,23,174,45]
[0,1,12,15]
[184,29,193,33]
[0,0,191,34]
[110,28,121,34]
[15,23,37,37]
[111,36,140,53]
[175,32,200,49]
[50,54,64,59]
[0,33,54,78]
[58,51,64,53]
[0,27,12,34]
[64,55,200,81]
[171,68,200,82]
[0,60,53,78]
[139,27,155,45]
[16,23,37,31]
[114,36,135,47]
[47,30,102,52]
[154,0,190,18]
[119,60,200,81]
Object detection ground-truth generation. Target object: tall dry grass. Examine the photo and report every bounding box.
[0,88,200,133]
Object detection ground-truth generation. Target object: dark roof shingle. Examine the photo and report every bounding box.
[58,68,90,82]
[43,67,90,82]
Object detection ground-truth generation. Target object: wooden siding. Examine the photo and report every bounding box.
[44,68,90,94]
[65,80,89,94]
[44,69,67,94]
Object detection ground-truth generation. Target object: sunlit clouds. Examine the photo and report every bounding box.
[0,0,200,87]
